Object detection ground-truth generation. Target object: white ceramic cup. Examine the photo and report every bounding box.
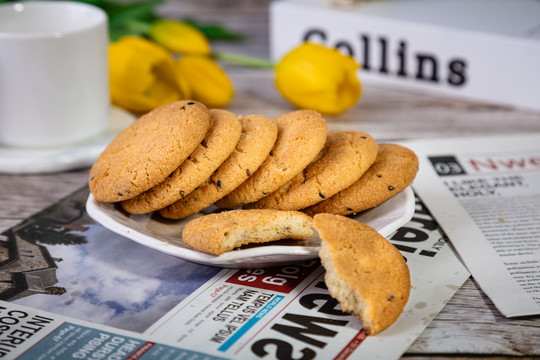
[0,1,110,148]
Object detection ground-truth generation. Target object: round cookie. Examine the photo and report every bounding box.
[251,131,378,210]
[313,213,410,335]
[121,109,242,214]
[89,101,210,203]
[182,209,314,255]
[304,143,418,216]
[216,110,328,209]
[160,114,278,219]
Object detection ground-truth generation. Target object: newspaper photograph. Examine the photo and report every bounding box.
[404,133,540,317]
[0,186,469,359]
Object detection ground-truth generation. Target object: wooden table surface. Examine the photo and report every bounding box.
[1,1,539,358]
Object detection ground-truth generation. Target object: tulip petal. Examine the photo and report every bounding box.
[109,36,183,113]
[275,42,362,115]
[149,20,211,55]
[175,56,234,108]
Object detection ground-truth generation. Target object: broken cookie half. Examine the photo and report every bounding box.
[181,209,313,255]
[313,213,410,335]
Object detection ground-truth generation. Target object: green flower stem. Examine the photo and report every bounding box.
[109,18,152,41]
[214,52,275,69]
[124,19,152,35]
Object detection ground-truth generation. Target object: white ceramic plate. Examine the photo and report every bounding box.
[86,186,415,268]
[0,107,135,174]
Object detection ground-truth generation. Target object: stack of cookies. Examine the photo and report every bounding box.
[89,100,419,335]
[89,100,418,220]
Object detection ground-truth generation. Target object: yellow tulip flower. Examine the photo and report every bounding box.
[275,42,362,115]
[149,20,211,55]
[175,55,234,108]
[109,36,188,113]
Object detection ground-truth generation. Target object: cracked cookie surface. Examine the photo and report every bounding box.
[121,109,242,214]
[251,131,378,210]
[305,143,418,216]
[216,110,327,209]
[160,114,278,219]
[314,213,410,335]
[89,100,211,203]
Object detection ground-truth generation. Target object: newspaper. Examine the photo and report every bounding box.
[403,133,540,317]
[0,186,469,359]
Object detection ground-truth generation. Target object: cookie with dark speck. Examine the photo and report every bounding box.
[121,109,241,214]
[160,114,277,219]
[216,110,327,208]
[89,100,211,203]
[314,213,410,335]
[251,131,378,210]
[304,143,418,216]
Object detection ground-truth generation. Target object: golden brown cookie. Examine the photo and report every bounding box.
[251,131,378,210]
[216,110,328,209]
[89,101,211,203]
[121,109,242,214]
[160,114,278,219]
[313,213,410,335]
[182,209,314,255]
[304,143,418,216]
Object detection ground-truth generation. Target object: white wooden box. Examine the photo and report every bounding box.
[270,0,540,111]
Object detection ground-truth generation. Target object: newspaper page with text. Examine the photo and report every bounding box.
[404,133,540,317]
[0,187,468,359]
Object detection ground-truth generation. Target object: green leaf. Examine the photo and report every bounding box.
[214,51,274,69]
[109,19,152,42]
[106,0,161,29]
[65,0,161,41]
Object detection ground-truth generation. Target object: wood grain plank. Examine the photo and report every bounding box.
[407,278,540,356]
[0,169,89,232]
[223,68,540,140]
